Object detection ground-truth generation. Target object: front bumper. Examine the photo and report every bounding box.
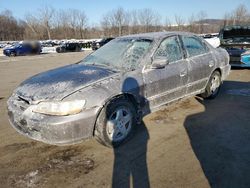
[3,50,10,56]
[7,95,100,145]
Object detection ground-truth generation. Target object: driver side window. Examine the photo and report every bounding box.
[154,36,183,63]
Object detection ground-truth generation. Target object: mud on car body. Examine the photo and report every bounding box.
[7,32,231,147]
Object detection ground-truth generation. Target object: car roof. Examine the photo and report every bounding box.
[117,31,197,40]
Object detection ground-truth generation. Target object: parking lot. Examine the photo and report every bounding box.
[0,52,249,188]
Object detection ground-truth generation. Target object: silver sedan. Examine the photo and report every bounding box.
[7,32,231,147]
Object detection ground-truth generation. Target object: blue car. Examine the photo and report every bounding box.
[226,47,250,67]
[241,51,250,67]
[3,42,41,57]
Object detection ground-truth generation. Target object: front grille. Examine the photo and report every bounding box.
[18,96,30,104]
[14,95,30,112]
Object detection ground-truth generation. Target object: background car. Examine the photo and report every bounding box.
[92,37,114,50]
[7,32,230,148]
[219,25,250,67]
[3,41,41,56]
[56,42,82,53]
[0,43,7,48]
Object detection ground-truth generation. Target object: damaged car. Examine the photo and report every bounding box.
[219,25,250,67]
[7,32,230,147]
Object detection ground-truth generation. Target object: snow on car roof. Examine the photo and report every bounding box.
[118,31,196,40]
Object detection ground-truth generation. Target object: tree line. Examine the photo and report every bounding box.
[0,4,250,41]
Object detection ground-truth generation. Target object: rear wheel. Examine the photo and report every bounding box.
[95,97,136,147]
[200,70,221,99]
[10,52,16,57]
[75,46,81,52]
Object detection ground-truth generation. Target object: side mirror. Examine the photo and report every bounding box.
[151,57,169,69]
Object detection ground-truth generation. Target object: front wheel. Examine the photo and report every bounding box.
[200,70,221,99]
[9,52,16,57]
[94,97,136,147]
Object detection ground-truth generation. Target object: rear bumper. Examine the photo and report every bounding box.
[7,96,100,145]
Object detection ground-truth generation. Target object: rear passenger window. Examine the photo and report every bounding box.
[182,36,208,57]
[154,36,183,63]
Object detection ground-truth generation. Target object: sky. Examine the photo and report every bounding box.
[0,0,250,25]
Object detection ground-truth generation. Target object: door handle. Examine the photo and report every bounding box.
[209,60,215,67]
[180,71,187,77]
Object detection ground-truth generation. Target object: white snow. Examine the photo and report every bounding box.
[41,47,57,53]
[204,37,220,48]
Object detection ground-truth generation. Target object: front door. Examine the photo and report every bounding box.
[143,36,188,110]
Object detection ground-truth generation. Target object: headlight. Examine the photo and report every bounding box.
[32,100,86,116]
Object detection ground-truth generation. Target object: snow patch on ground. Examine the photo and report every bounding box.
[41,47,57,53]
[0,49,4,56]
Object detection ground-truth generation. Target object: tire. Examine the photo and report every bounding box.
[10,52,16,57]
[200,70,221,99]
[95,97,136,147]
[75,46,81,52]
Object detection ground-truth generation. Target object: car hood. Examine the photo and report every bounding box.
[220,26,250,45]
[15,64,118,102]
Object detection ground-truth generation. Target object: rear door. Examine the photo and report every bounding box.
[143,35,188,110]
[180,36,214,94]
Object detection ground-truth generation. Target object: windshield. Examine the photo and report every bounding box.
[10,43,21,48]
[80,38,153,70]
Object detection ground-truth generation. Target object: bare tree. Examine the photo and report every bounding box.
[24,13,41,39]
[197,11,207,33]
[223,12,231,26]
[101,12,113,36]
[0,10,25,40]
[77,11,88,39]
[2,4,250,41]
[101,7,129,36]
[164,17,172,31]
[223,4,250,26]
[55,9,72,38]
[113,7,127,36]
[138,8,161,32]
[174,15,185,31]
[187,14,196,32]
[234,4,249,24]
[129,10,139,34]
[38,6,54,39]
